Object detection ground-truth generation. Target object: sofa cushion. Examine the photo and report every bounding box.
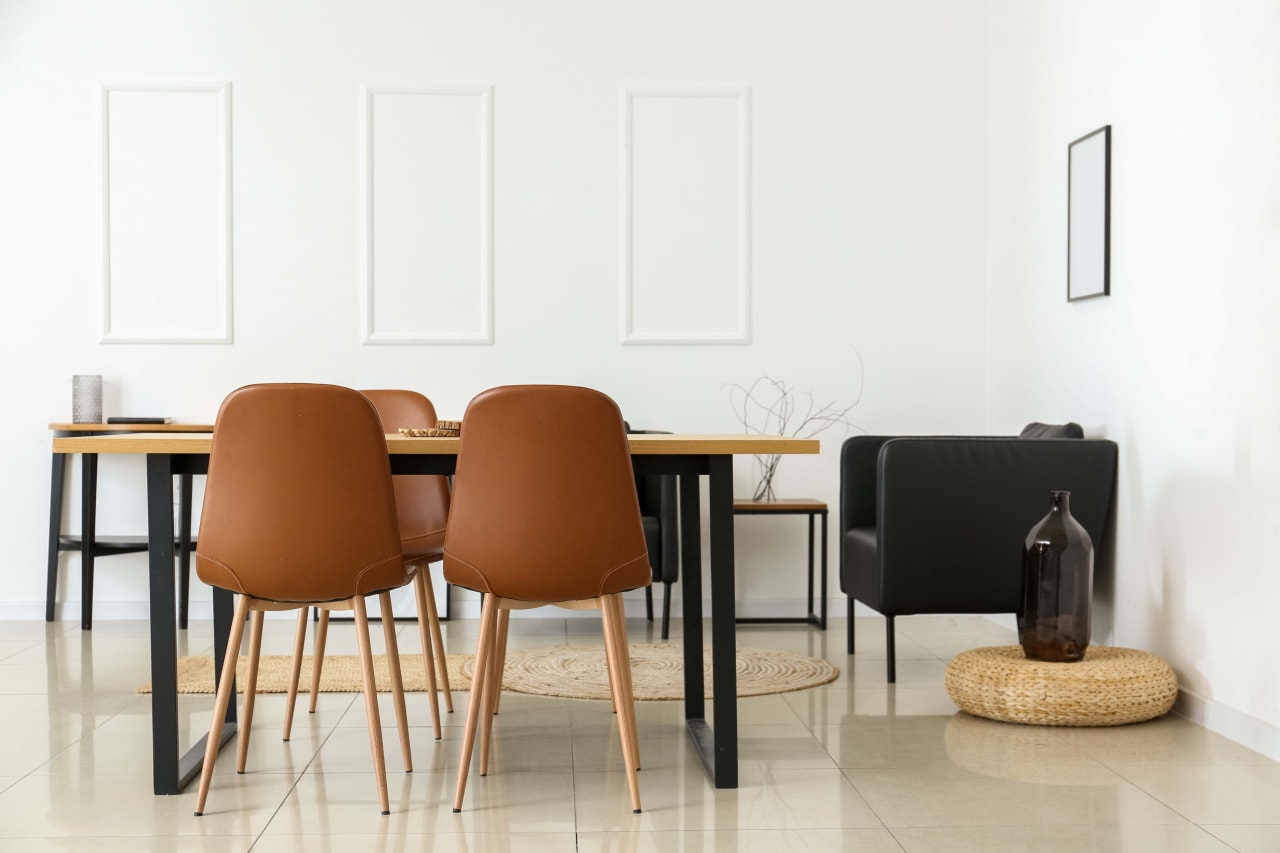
[1019,421,1084,439]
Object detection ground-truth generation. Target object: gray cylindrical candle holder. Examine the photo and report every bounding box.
[72,375,103,424]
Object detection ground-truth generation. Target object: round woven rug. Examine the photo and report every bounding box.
[500,643,839,701]
[144,644,839,700]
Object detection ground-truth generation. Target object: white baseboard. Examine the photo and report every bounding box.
[1173,687,1280,763]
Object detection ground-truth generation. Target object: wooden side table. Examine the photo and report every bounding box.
[47,422,213,629]
[733,498,828,629]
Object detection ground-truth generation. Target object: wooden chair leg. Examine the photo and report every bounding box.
[195,594,250,816]
[236,610,264,773]
[309,609,330,714]
[479,606,505,776]
[601,593,642,813]
[413,570,443,740]
[610,595,641,771]
[379,591,413,774]
[354,596,391,815]
[421,566,453,713]
[283,608,308,741]
[491,608,510,715]
[453,594,498,812]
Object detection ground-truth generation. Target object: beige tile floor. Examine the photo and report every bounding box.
[3,612,1279,851]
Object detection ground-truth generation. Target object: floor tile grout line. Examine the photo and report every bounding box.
[248,692,358,850]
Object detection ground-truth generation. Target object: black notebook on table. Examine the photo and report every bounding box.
[106,417,173,424]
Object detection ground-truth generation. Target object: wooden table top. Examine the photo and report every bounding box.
[51,432,820,456]
[49,423,215,433]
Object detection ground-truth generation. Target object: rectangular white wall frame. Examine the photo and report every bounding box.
[361,85,494,345]
[621,87,752,345]
[101,83,233,344]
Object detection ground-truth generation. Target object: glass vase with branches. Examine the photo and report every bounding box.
[725,360,862,502]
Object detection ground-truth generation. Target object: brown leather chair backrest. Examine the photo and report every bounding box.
[196,383,407,603]
[361,389,452,561]
[443,385,651,602]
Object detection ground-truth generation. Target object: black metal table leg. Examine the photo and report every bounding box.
[81,453,98,630]
[706,455,738,788]
[45,452,67,622]
[147,454,234,795]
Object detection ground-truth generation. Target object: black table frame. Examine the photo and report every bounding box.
[47,428,196,630]
[733,502,828,630]
[142,449,740,795]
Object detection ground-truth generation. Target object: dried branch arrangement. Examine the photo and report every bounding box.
[725,356,863,501]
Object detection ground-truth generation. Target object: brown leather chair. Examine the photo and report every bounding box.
[192,383,415,817]
[445,385,651,814]
[283,389,454,742]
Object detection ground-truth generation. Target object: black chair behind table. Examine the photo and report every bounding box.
[625,424,679,640]
[840,422,1118,682]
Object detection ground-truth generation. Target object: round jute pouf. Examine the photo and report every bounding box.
[945,645,1178,727]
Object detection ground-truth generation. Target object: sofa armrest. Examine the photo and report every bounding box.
[840,436,894,533]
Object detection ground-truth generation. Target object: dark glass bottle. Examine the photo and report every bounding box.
[1018,490,1094,662]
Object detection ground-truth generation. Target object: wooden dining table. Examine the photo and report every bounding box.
[49,431,820,795]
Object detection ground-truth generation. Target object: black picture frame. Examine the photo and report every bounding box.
[1067,125,1111,302]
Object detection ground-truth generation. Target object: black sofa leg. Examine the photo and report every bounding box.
[886,615,896,683]
[645,585,654,622]
[847,598,855,654]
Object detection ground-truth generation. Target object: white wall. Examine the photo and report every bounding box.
[0,1,989,620]
[984,0,1280,757]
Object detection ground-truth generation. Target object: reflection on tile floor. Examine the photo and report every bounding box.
[4,612,1279,851]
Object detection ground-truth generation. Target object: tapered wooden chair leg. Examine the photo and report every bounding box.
[453,594,498,812]
[283,608,308,741]
[354,596,391,815]
[609,595,641,770]
[601,593,642,813]
[195,594,250,816]
[379,592,413,773]
[479,605,505,776]
[421,566,453,712]
[309,609,330,713]
[491,608,510,716]
[236,610,264,773]
[413,570,442,740]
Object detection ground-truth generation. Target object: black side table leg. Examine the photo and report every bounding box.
[45,452,67,622]
[806,514,816,619]
[820,511,828,630]
[81,453,98,630]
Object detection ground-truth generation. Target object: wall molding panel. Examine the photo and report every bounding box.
[360,85,494,345]
[100,82,233,344]
[621,86,752,345]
